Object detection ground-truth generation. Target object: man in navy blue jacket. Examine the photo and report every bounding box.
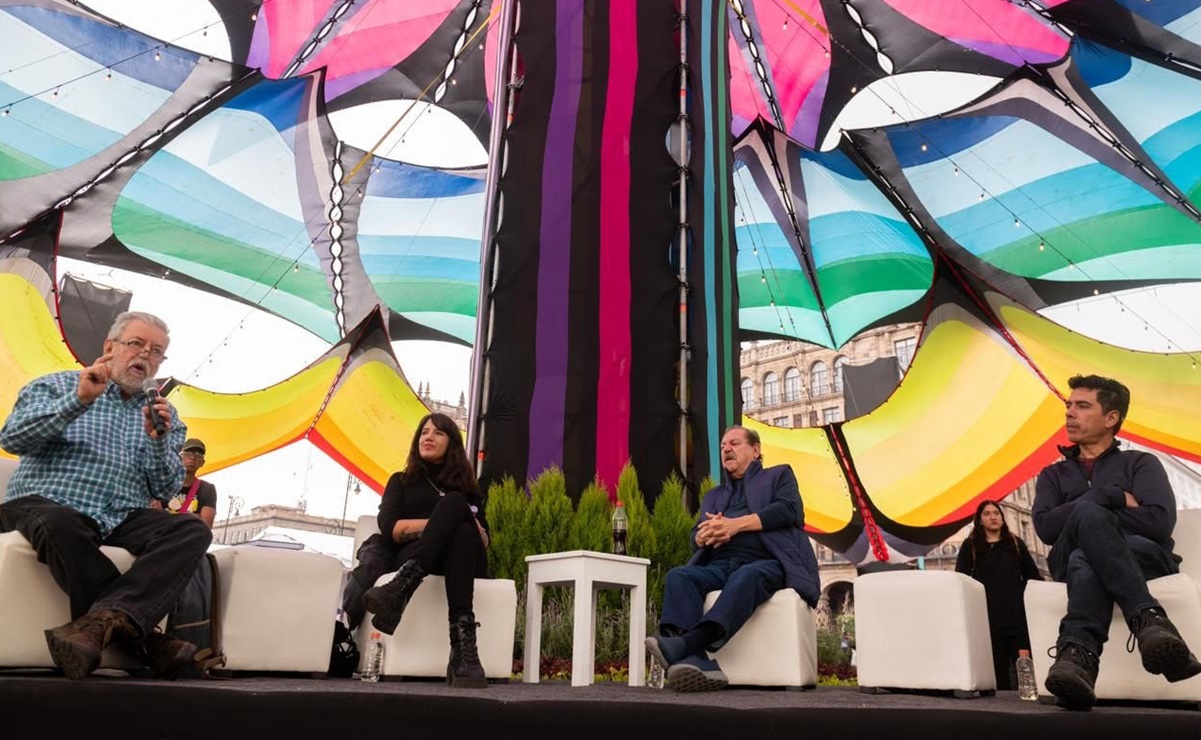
[1033,375,1200,709]
[645,425,820,692]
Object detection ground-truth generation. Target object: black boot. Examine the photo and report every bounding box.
[43,608,135,681]
[1127,606,1201,683]
[1045,641,1100,710]
[363,559,427,635]
[447,613,488,689]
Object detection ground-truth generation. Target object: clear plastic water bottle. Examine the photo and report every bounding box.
[612,502,628,555]
[1016,649,1038,701]
[360,630,384,683]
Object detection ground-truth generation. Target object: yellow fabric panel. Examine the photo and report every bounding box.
[995,296,1201,463]
[312,352,431,491]
[0,273,80,459]
[843,304,1064,527]
[169,355,343,473]
[741,417,854,534]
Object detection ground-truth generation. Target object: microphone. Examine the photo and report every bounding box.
[142,378,167,437]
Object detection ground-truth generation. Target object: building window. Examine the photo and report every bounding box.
[763,372,780,406]
[809,410,819,426]
[833,356,847,393]
[895,337,917,373]
[773,416,790,427]
[822,407,842,424]
[811,361,828,396]
[793,413,806,428]
[740,377,754,409]
[783,367,801,402]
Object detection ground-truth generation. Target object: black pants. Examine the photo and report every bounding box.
[1047,502,1177,656]
[343,492,487,628]
[0,495,212,637]
[988,626,1031,691]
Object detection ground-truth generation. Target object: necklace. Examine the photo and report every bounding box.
[426,475,445,497]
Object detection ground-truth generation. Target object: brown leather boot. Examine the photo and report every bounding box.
[44,608,135,680]
[127,631,199,680]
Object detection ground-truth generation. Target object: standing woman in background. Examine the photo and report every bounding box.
[956,499,1043,690]
[343,412,490,688]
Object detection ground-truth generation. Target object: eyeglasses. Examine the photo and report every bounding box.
[113,338,168,361]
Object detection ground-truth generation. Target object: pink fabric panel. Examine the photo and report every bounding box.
[298,0,460,85]
[881,0,1069,65]
[254,0,338,78]
[752,0,829,147]
[594,1,638,488]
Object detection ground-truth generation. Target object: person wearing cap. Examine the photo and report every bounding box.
[0,311,211,681]
[164,438,217,528]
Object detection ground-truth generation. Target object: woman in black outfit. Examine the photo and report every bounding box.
[343,412,490,688]
[955,499,1042,691]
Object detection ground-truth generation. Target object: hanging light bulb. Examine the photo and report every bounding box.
[782,18,788,31]
[760,274,767,283]
[154,50,161,61]
[105,69,112,81]
[251,12,257,21]
[52,87,59,99]
[1038,242,1045,251]
[920,143,928,152]
[953,166,959,176]
[1014,218,1020,227]
[2,107,8,116]
[293,264,300,273]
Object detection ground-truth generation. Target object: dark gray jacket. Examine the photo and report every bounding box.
[1032,440,1177,552]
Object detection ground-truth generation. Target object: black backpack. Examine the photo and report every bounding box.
[166,552,226,677]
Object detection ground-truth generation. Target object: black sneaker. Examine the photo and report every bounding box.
[1127,606,1201,683]
[1045,642,1099,710]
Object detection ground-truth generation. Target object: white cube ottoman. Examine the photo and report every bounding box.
[703,588,817,689]
[210,545,345,675]
[855,570,997,696]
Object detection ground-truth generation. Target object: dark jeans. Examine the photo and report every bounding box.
[343,492,487,628]
[0,495,212,637]
[1048,502,1178,656]
[659,557,785,652]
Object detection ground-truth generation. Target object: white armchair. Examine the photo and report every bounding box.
[1024,509,1201,703]
[352,515,517,681]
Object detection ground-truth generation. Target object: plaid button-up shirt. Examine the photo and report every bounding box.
[1,370,186,537]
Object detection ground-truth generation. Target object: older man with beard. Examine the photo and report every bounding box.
[645,425,820,692]
[0,311,211,680]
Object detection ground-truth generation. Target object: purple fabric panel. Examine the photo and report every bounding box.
[527,0,584,475]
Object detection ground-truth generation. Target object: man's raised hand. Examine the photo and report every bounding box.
[77,354,112,404]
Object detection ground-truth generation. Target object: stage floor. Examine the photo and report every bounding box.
[0,673,1196,739]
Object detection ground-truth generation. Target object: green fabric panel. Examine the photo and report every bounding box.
[738,269,821,310]
[982,199,1201,278]
[0,142,51,180]
[816,254,934,305]
[112,199,328,305]
[373,278,477,314]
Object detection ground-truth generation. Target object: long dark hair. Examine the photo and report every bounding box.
[400,413,478,497]
[967,499,1020,565]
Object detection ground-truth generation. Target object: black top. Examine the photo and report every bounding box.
[168,479,217,515]
[376,463,488,543]
[955,535,1042,634]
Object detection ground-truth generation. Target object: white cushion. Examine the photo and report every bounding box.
[210,546,345,674]
[1173,509,1201,582]
[1025,573,1201,701]
[359,573,517,679]
[0,530,139,670]
[351,515,516,680]
[703,588,817,688]
[855,570,997,692]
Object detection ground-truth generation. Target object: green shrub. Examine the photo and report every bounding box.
[571,480,612,553]
[649,472,696,605]
[696,474,718,514]
[615,463,655,561]
[525,467,574,557]
[485,476,528,590]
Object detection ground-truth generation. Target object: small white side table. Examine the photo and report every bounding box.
[524,550,650,687]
